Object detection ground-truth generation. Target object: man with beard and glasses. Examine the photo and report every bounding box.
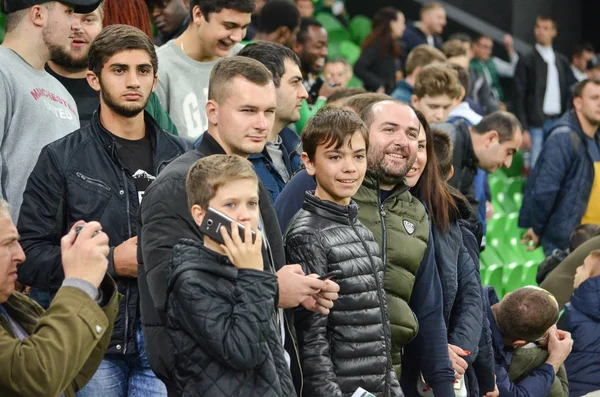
[275,99,457,396]
[44,2,178,132]
[156,0,255,140]
[0,0,101,223]
[16,25,192,397]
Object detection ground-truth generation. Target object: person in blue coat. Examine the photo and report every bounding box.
[562,249,600,397]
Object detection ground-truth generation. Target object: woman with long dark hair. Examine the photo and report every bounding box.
[402,108,495,397]
[354,7,405,94]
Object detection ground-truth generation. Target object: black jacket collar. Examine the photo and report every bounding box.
[301,192,359,225]
[196,131,227,157]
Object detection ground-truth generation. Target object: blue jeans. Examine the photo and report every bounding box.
[529,118,558,169]
[77,323,166,397]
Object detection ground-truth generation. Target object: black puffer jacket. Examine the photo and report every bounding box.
[284,194,402,397]
[17,110,191,356]
[166,239,296,397]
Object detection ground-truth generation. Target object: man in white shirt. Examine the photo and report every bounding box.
[514,15,575,168]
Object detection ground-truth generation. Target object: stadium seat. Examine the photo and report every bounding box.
[480,246,503,269]
[486,213,506,237]
[483,265,504,298]
[503,262,524,294]
[506,176,525,199]
[493,192,516,215]
[339,40,361,65]
[502,150,524,177]
[522,260,538,286]
[504,212,524,242]
[488,176,505,199]
[315,12,344,32]
[348,15,372,45]
[513,192,523,208]
[326,29,352,59]
[0,11,5,45]
[347,75,364,88]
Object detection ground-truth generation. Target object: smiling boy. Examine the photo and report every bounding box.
[284,107,402,397]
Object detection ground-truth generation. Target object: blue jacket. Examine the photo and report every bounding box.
[391,79,414,104]
[484,287,556,397]
[563,276,600,397]
[275,169,455,395]
[519,110,598,253]
[195,127,302,203]
[400,23,443,55]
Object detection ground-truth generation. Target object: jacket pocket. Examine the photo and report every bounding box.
[69,171,112,197]
[66,170,113,221]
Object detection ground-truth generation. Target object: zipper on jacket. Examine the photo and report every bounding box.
[121,169,133,355]
[351,221,391,397]
[75,172,111,192]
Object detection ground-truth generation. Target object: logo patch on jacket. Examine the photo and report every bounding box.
[403,220,415,235]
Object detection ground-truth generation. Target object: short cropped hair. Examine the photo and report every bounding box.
[237,42,300,87]
[189,0,255,20]
[5,2,54,32]
[186,154,258,209]
[208,56,273,103]
[573,78,600,98]
[449,63,470,96]
[302,107,369,161]
[448,32,472,44]
[496,287,559,342]
[472,111,522,143]
[297,16,323,45]
[420,2,444,18]
[257,0,300,34]
[344,93,391,115]
[413,63,462,100]
[432,127,454,179]
[88,24,158,78]
[572,42,595,59]
[327,87,368,105]
[441,39,468,58]
[405,45,447,76]
[536,15,557,28]
[570,224,600,251]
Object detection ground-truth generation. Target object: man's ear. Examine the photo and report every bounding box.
[152,73,158,93]
[511,339,528,348]
[191,204,205,227]
[86,71,101,93]
[191,4,204,25]
[573,97,583,112]
[275,26,291,45]
[446,165,454,181]
[301,152,316,176]
[30,5,47,28]
[484,130,500,148]
[206,99,219,126]
[411,95,420,106]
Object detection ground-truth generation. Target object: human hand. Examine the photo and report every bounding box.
[503,34,514,54]
[300,276,340,314]
[113,236,139,277]
[318,80,342,99]
[521,228,540,251]
[484,377,499,397]
[220,222,263,271]
[61,221,109,288]
[546,326,573,372]
[521,130,532,150]
[276,265,326,308]
[448,344,469,379]
[485,201,494,221]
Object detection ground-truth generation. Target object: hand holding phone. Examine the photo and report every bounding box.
[220,221,263,271]
[199,207,257,244]
[319,270,343,280]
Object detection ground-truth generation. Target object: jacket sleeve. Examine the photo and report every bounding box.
[0,280,119,397]
[520,132,574,237]
[474,313,497,393]
[408,232,456,396]
[550,364,569,397]
[514,57,529,129]
[496,361,555,397]
[16,146,67,290]
[274,170,317,233]
[477,78,500,115]
[170,268,278,371]
[285,229,342,397]
[447,244,483,363]
[353,44,385,91]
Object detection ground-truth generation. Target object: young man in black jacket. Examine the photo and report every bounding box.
[16,25,192,395]
[285,108,402,397]
[137,55,339,394]
[166,155,295,396]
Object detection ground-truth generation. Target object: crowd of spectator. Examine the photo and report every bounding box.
[0,0,599,396]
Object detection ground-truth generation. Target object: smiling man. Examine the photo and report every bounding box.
[16,24,192,396]
[146,0,190,46]
[155,0,255,139]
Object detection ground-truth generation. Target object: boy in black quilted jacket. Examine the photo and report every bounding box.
[165,155,295,397]
[284,107,403,397]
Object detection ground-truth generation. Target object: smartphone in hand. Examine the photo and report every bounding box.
[199,207,257,245]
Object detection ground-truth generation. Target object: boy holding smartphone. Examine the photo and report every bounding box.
[165,154,295,397]
[284,108,402,397]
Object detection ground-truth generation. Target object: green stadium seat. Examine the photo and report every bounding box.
[326,29,352,59]
[503,150,524,178]
[489,177,505,200]
[493,192,516,215]
[0,12,5,45]
[315,12,344,32]
[504,212,524,241]
[348,15,372,45]
[347,75,364,88]
[522,260,538,286]
[483,265,504,298]
[506,176,525,198]
[480,246,503,268]
[519,246,546,264]
[503,262,524,294]
[339,40,361,65]
[513,192,523,208]
[486,213,506,237]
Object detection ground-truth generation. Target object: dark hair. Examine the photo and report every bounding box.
[237,42,300,87]
[496,287,559,342]
[103,0,152,37]
[536,15,557,28]
[474,34,492,44]
[432,127,453,179]
[327,87,368,104]
[257,0,300,34]
[570,224,600,251]
[572,42,595,59]
[573,78,600,98]
[448,32,472,44]
[361,7,402,59]
[302,107,369,161]
[409,106,459,232]
[449,63,470,97]
[472,111,522,143]
[208,56,273,102]
[297,16,323,45]
[88,24,158,77]
[404,44,446,76]
[190,0,255,21]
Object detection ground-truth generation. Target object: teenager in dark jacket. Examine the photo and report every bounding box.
[520,79,600,255]
[166,155,295,397]
[137,57,338,393]
[354,8,404,94]
[16,26,192,395]
[285,108,402,397]
[562,250,600,397]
